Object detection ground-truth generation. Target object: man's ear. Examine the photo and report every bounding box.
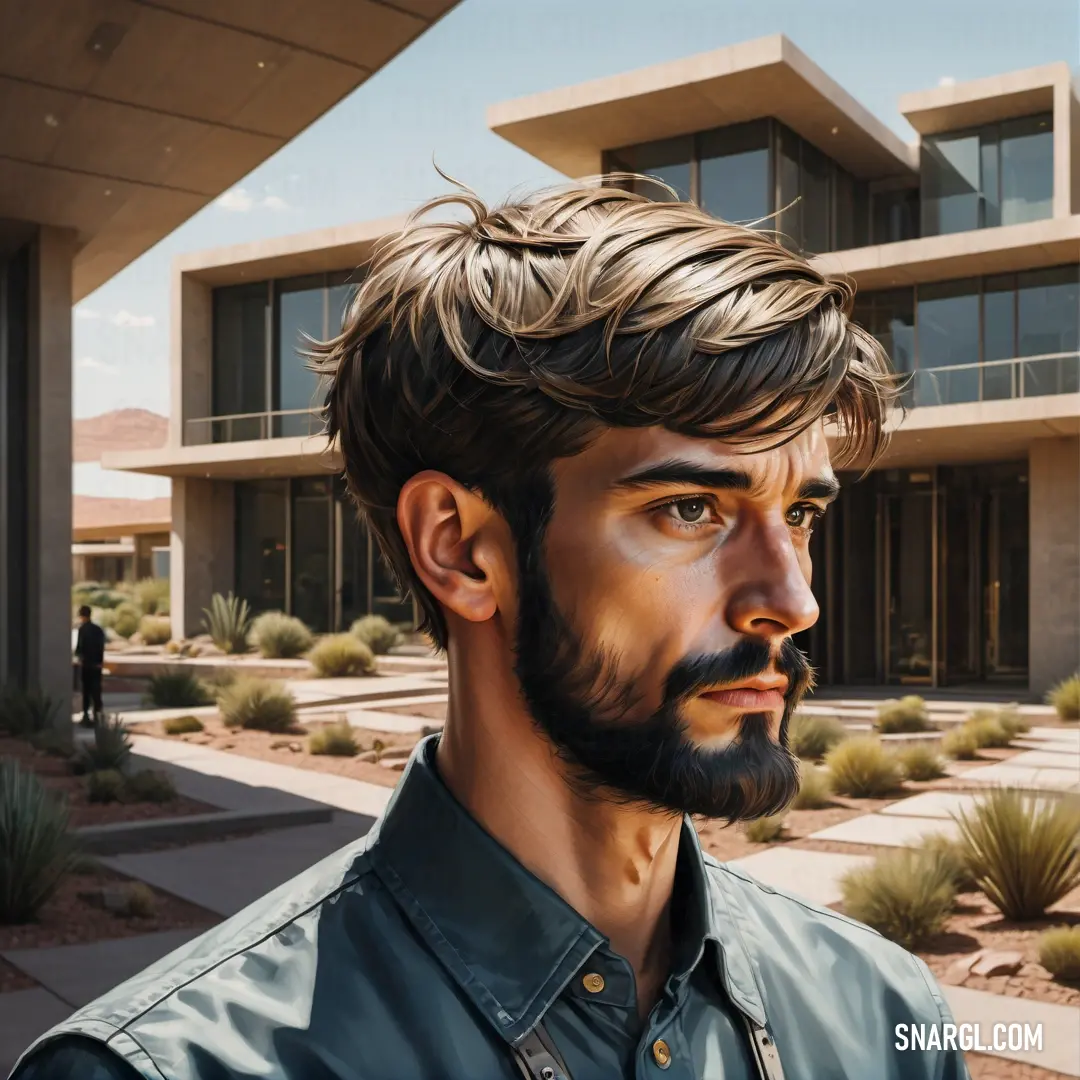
[396,471,511,626]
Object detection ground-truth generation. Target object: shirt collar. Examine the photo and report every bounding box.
[367,736,765,1043]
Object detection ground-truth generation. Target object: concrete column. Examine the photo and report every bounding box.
[172,272,212,448]
[26,227,75,722]
[1029,436,1080,697]
[171,477,235,639]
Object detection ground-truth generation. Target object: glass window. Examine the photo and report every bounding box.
[291,477,333,633]
[980,128,1001,228]
[871,187,920,244]
[235,480,287,615]
[1000,114,1053,226]
[800,140,832,255]
[982,274,1016,400]
[212,283,268,442]
[916,279,980,405]
[921,134,980,236]
[327,270,359,339]
[609,137,692,202]
[698,121,770,226]
[776,124,802,251]
[275,275,325,438]
[1017,265,1080,396]
[835,170,869,250]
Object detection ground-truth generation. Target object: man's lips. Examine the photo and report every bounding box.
[699,677,788,712]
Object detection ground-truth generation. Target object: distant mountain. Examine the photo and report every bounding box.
[73,409,167,463]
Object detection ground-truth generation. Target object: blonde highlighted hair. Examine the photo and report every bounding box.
[313,178,897,646]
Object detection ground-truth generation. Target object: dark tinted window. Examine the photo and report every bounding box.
[275,275,325,437]
[698,121,770,225]
[235,480,287,614]
[212,283,268,441]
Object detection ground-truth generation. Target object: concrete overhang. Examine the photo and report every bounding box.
[72,541,136,555]
[0,0,459,301]
[178,214,409,286]
[813,215,1080,290]
[102,436,342,480]
[487,34,918,182]
[900,63,1069,136]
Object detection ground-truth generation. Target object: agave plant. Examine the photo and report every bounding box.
[0,685,62,737]
[0,760,81,923]
[76,715,133,774]
[955,788,1080,920]
[202,592,252,654]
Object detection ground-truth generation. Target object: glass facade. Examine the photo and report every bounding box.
[921,113,1053,236]
[234,477,413,633]
[207,270,359,443]
[605,119,872,254]
[853,265,1079,406]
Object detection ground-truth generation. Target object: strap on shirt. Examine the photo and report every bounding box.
[511,1020,572,1080]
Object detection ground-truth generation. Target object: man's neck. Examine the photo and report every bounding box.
[435,647,682,1019]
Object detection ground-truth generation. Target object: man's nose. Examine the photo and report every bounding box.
[722,520,819,640]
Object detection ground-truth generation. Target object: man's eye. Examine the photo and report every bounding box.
[786,504,823,530]
[664,498,714,526]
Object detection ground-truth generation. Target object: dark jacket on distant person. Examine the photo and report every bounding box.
[75,621,106,668]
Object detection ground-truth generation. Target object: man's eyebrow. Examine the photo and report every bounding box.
[610,460,755,493]
[799,475,841,503]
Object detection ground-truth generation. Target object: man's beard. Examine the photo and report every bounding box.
[511,538,811,822]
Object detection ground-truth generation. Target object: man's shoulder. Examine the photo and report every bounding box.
[703,853,947,1017]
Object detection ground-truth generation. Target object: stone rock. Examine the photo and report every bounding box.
[379,757,407,771]
[98,885,133,914]
[356,750,378,763]
[288,742,302,753]
[971,950,1024,978]
[1019,962,1051,980]
[942,951,984,985]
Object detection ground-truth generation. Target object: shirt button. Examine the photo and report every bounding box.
[582,972,605,994]
[652,1039,671,1069]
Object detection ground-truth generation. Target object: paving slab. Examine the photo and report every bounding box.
[1028,727,1080,746]
[2,930,201,1010]
[943,985,1080,1076]
[806,813,960,848]
[727,848,872,907]
[102,813,371,917]
[130,735,395,818]
[1008,749,1080,771]
[959,763,1080,792]
[0,988,72,1076]
[344,709,441,734]
[879,791,978,819]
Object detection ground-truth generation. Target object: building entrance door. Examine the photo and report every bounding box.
[985,482,1029,679]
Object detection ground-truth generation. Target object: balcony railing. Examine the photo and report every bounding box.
[186,408,325,445]
[908,350,1080,408]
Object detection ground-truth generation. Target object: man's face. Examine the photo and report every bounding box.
[510,422,836,821]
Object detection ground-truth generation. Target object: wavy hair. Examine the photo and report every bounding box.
[312,178,897,647]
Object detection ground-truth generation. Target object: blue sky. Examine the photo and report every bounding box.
[73,0,1079,423]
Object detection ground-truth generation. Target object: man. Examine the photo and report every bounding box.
[74,604,106,727]
[11,183,968,1079]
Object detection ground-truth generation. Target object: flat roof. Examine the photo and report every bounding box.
[177,213,408,285]
[0,1,459,301]
[488,35,917,181]
[102,436,340,480]
[900,63,1070,135]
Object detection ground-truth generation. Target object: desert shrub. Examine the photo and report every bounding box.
[249,612,313,660]
[791,765,833,810]
[124,882,157,919]
[1038,926,1080,981]
[219,677,296,733]
[942,726,980,760]
[112,602,141,639]
[0,686,62,737]
[350,615,400,656]
[896,744,947,782]
[918,833,978,892]
[95,607,118,631]
[202,592,252,654]
[825,737,903,798]
[139,616,172,646]
[743,815,786,843]
[86,769,125,804]
[309,634,376,678]
[198,667,238,697]
[956,788,1080,920]
[965,716,1011,749]
[145,670,212,709]
[29,730,73,758]
[76,715,132,774]
[875,696,931,734]
[0,761,80,923]
[88,588,125,610]
[1047,675,1080,722]
[125,769,177,804]
[993,706,1030,740]
[788,713,847,760]
[308,720,358,757]
[840,848,956,950]
[162,714,204,736]
[134,578,170,616]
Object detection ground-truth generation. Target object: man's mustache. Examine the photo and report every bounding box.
[663,637,813,704]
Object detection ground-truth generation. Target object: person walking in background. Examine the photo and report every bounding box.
[74,605,106,727]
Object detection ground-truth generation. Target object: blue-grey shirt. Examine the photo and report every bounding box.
[11,736,968,1079]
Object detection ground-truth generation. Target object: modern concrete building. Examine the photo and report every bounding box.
[72,496,171,584]
[488,35,1080,697]
[0,1,459,708]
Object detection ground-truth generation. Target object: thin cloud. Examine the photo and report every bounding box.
[111,310,156,328]
[938,76,956,87]
[77,356,119,374]
[216,186,290,212]
[75,306,101,319]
